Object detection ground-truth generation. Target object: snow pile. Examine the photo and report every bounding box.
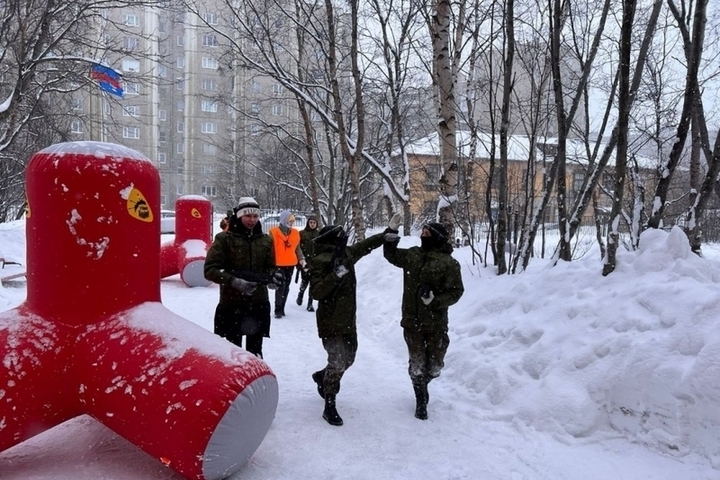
[359,226,720,466]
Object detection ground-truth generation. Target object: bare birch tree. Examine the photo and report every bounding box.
[603,0,636,275]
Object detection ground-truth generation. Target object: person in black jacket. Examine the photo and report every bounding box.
[296,215,320,311]
[204,197,280,358]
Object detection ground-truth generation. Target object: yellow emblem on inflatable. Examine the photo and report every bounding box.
[191,208,202,218]
[127,188,153,222]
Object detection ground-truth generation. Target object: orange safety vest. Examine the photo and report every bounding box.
[270,226,301,267]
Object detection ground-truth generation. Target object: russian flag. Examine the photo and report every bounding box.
[90,63,124,98]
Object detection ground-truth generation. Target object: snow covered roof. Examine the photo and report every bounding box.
[404,131,534,162]
[403,131,660,169]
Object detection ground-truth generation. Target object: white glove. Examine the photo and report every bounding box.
[231,277,258,296]
[388,213,402,231]
[384,233,401,242]
[299,259,307,268]
[334,265,349,278]
[421,290,434,305]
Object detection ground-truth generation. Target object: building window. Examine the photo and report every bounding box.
[159,109,166,121]
[123,14,139,27]
[123,37,140,50]
[160,194,167,206]
[123,105,139,117]
[201,122,217,134]
[124,81,140,95]
[201,78,217,90]
[203,164,215,174]
[158,152,167,164]
[202,143,217,155]
[176,184,184,195]
[273,83,283,94]
[177,57,185,68]
[202,34,218,47]
[247,164,257,177]
[252,81,261,92]
[176,143,184,154]
[122,59,140,72]
[158,65,167,78]
[201,186,217,196]
[71,98,83,110]
[202,57,218,69]
[159,130,167,143]
[177,164,185,174]
[250,102,260,114]
[177,100,184,111]
[250,124,260,135]
[123,127,140,139]
[272,104,283,116]
[201,100,218,112]
[70,120,83,134]
[203,12,218,25]
[176,77,184,90]
[177,35,185,46]
[176,121,184,132]
[573,172,585,192]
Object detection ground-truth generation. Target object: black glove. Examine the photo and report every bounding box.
[231,277,258,296]
[268,271,285,290]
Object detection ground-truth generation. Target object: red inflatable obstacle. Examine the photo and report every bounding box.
[0,141,278,480]
[160,195,213,287]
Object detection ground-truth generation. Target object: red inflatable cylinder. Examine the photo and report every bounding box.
[0,141,278,480]
[0,309,80,444]
[76,304,278,480]
[160,196,212,287]
[24,142,161,326]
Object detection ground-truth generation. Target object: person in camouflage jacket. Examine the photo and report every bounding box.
[308,223,389,426]
[383,221,464,420]
[204,197,280,358]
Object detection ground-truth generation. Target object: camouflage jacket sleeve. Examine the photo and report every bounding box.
[346,232,385,265]
[383,235,408,268]
[430,256,464,310]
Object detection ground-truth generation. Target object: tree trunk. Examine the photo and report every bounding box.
[602,0,636,276]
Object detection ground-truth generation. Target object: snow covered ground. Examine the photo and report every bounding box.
[1,219,719,480]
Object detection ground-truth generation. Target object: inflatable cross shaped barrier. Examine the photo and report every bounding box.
[0,142,278,480]
[160,195,213,287]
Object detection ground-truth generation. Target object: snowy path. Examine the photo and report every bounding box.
[1,272,717,479]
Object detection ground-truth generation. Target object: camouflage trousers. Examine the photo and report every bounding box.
[320,332,358,396]
[403,328,450,385]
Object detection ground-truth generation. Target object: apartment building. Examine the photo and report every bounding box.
[69,1,300,211]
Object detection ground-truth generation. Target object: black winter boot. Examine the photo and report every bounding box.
[306,301,314,312]
[296,292,303,306]
[323,395,343,426]
[413,381,429,420]
[311,370,325,399]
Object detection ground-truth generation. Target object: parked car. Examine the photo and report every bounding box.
[160,210,176,234]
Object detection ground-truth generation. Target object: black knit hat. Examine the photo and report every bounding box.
[425,222,448,240]
[315,225,345,244]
